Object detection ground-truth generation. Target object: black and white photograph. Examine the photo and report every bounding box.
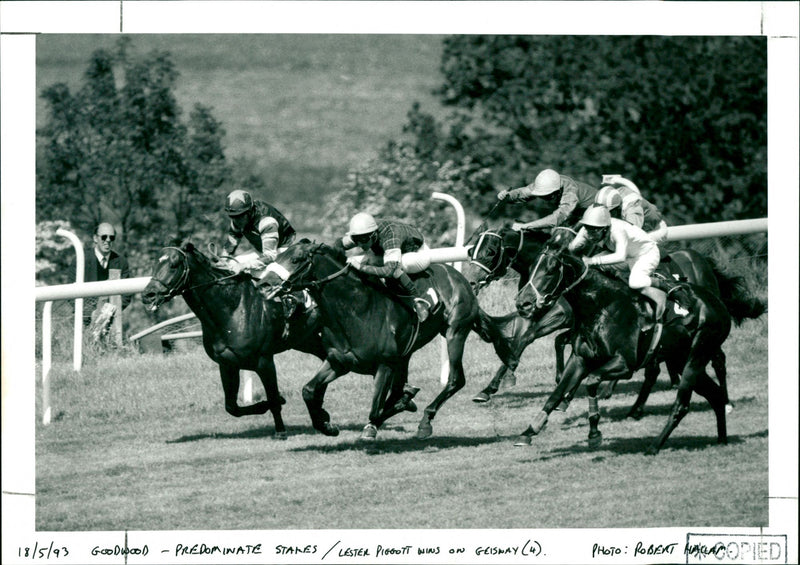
[2,2,797,564]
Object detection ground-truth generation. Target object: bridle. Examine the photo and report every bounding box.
[151,247,240,300]
[523,249,588,310]
[469,229,524,282]
[265,244,350,297]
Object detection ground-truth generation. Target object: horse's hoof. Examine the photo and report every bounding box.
[360,424,378,440]
[404,400,418,413]
[274,431,288,441]
[627,408,644,420]
[554,399,570,412]
[588,431,602,449]
[725,403,733,415]
[499,374,517,390]
[472,392,491,403]
[514,434,532,447]
[316,423,339,437]
[416,420,433,439]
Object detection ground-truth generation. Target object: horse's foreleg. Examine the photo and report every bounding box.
[257,356,287,439]
[515,354,587,446]
[711,348,732,412]
[553,330,571,384]
[361,365,394,440]
[585,382,603,448]
[627,362,661,420]
[417,329,469,439]
[302,359,343,437]
[219,364,270,417]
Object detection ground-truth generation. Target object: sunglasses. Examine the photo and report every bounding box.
[98,235,116,242]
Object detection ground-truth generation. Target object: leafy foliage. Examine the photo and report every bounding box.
[37,38,234,267]
[339,36,766,233]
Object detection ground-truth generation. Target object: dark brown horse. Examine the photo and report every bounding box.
[262,241,516,440]
[514,246,736,454]
[141,243,325,438]
[465,225,765,414]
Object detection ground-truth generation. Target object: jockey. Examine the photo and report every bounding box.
[339,212,434,322]
[222,189,296,273]
[569,205,676,320]
[497,168,597,230]
[595,184,669,243]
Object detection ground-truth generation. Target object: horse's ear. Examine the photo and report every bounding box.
[183,241,195,253]
[298,237,312,244]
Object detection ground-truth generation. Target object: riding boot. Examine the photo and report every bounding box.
[396,272,431,322]
[651,275,691,313]
[639,285,667,322]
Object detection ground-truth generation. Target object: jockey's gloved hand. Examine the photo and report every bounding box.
[227,260,244,275]
[346,255,364,270]
[497,189,509,201]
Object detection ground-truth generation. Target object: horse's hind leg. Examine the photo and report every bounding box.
[302,359,343,437]
[361,364,395,440]
[219,364,270,417]
[257,356,287,439]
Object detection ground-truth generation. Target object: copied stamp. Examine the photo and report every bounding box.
[685,533,787,564]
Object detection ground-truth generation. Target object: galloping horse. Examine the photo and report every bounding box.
[141,243,325,438]
[465,225,765,414]
[462,226,573,402]
[514,246,735,454]
[262,241,516,440]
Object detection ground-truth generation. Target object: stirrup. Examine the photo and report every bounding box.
[413,298,431,322]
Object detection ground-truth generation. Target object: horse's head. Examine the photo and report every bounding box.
[142,245,192,311]
[516,249,585,319]
[462,229,509,293]
[261,241,335,298]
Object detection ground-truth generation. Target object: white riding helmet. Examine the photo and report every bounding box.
[530,169,562,196]
[580,205,612,228]
[595,185,622,210]
[348,212,379,236]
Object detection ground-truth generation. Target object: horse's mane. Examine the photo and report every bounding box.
[181,241,245,278]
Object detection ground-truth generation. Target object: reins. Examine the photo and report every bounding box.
[154,247,241,299]
[525,250,589,307]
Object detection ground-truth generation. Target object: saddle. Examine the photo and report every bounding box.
[634,276,693,367]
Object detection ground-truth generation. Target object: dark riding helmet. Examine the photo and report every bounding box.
[225,190,254,217]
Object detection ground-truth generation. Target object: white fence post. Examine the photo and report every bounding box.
[56,227,84,372]
[431,192,466,385]
[42,301,53,425]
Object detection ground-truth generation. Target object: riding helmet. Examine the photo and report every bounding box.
[348,212,379,236]
[225,190,254,216]
[595,186,623,210]
[530,169,562,196]
[580,205,612,227]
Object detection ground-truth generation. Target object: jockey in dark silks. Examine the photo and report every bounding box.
[338,213,434,322]
[223,189,296,271]
[497,168,597,231]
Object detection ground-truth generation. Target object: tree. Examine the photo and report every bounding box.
[37,37,231,253]
[433,36,767,224]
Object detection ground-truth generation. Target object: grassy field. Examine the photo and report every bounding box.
[36,35,446,209]
[35,281,769,531]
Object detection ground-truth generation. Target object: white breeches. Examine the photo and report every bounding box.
[626,245,661,289]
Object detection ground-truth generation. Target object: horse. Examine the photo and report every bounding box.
[514,245,735,454]
[465,224,766,414]
[462,226,573,402]
[141,243,325,438]
[262,241,517,440]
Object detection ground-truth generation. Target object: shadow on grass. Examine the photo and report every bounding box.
[515,428,767,462]
[288,433,508,455]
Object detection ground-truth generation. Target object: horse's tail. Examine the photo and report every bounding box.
[711,263,767,325]
[473,308,522,366]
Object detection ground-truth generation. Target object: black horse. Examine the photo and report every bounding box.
[514,245,737,454]
[141,243,325,438]
[462,226,573,402]
[263,241,516,440]
[465,225,765,414]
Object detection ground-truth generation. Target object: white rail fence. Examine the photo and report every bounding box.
[36,215,767,425]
